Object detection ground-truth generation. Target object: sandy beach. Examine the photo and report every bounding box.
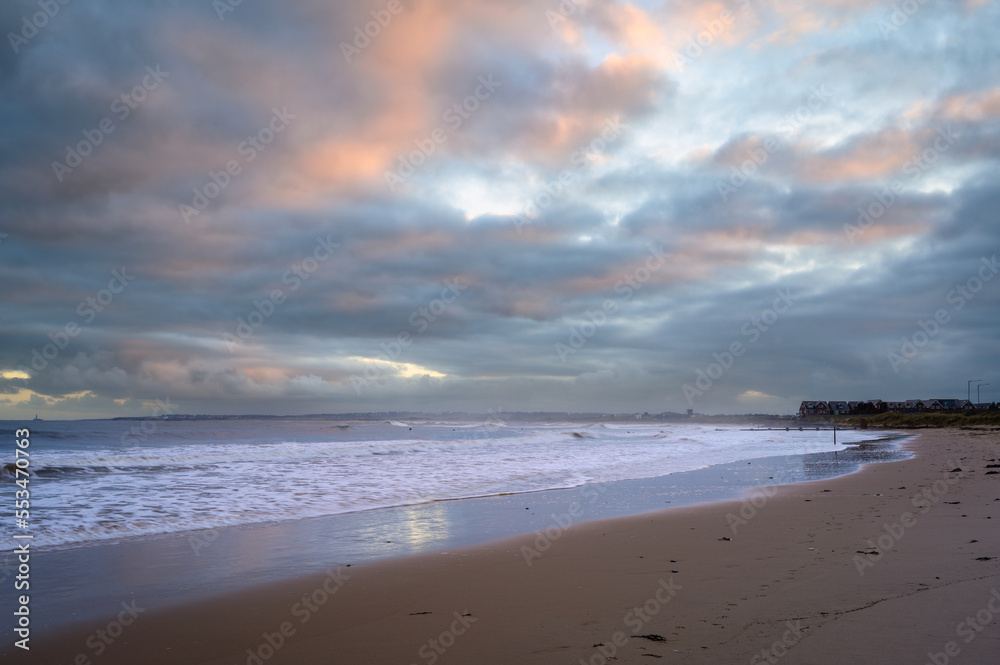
[13,428,999,665]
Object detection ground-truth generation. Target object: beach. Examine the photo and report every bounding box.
[9,427,1000,664]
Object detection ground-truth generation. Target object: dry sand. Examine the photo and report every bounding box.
[16,429,1000,664]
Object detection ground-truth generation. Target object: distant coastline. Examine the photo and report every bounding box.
[99,409,1000,429]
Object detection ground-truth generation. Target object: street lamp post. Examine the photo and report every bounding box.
[968,379,982,402]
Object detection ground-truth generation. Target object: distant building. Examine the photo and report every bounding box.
[798,401,831,416]
[798,397,987,416]
[848,400,885,415]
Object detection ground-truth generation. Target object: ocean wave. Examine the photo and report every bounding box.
[0,463,32,481]
[0,423,886,549]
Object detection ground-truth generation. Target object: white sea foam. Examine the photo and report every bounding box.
[0,421,874,549]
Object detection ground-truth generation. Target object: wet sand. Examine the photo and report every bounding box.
[16,436,905,636]
[9,428,1000,664]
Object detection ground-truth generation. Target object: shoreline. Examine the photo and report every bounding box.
[5,422,885,557]
[27,429,908,555]
[8,428,998,664]
[11,435,907,638]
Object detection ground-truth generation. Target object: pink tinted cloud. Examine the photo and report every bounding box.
[935,88,1000,121]
[795,129,923,183]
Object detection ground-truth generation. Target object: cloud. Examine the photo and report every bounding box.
[0,0,998,418]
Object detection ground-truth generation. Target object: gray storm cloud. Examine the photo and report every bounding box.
[1,0,998,418]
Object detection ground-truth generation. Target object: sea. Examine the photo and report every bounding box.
[1,417,890,551]
[0,417,909,635]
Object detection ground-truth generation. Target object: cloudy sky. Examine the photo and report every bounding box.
[1,0,999,419]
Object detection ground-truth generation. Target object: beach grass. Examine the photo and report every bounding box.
[830,412,1000,429]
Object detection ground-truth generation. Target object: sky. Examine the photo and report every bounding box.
[1,0,999,419]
